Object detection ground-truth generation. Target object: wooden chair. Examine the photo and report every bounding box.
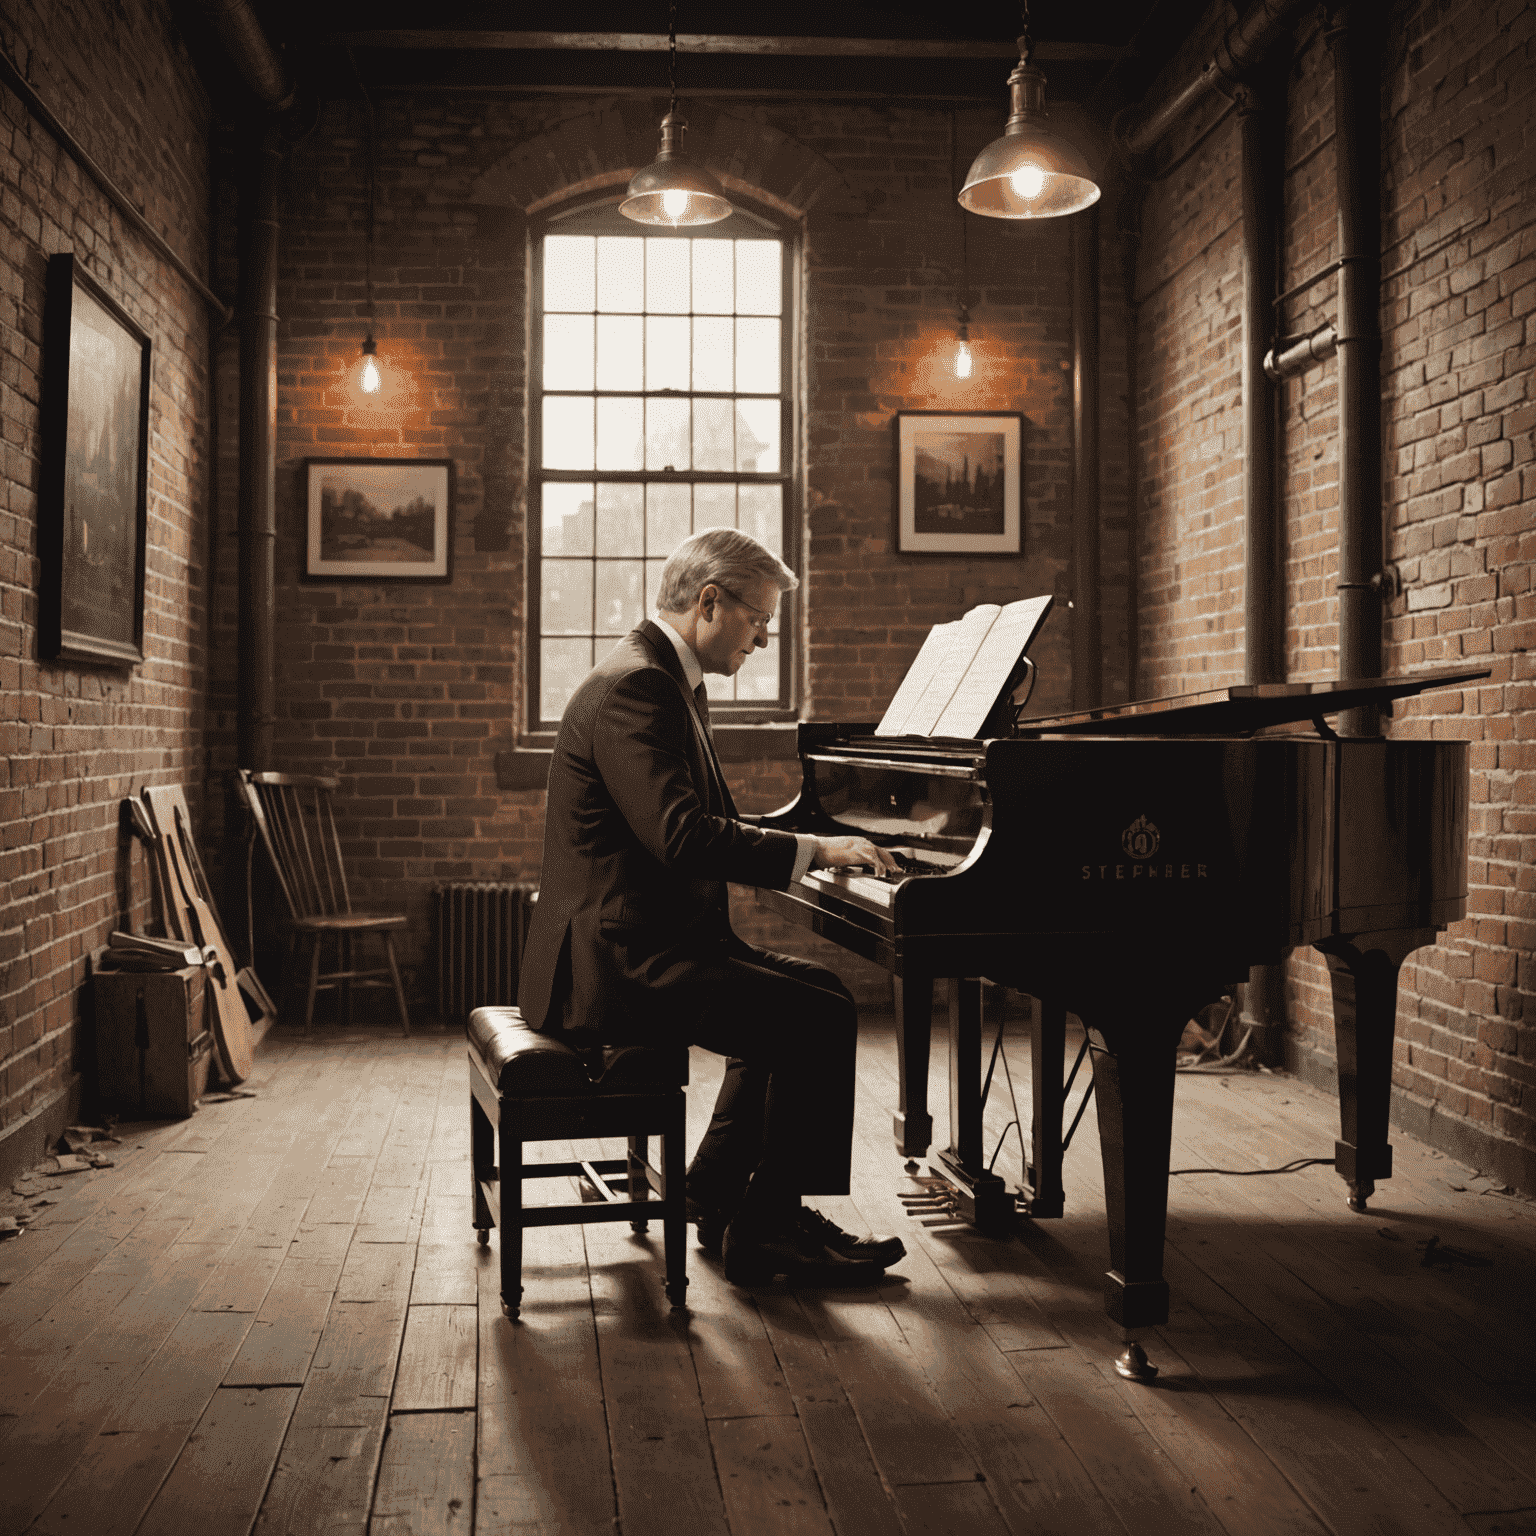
[468,1005,688,1317]
[237,770,411,1035]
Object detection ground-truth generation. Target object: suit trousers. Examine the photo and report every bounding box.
[668,936,858,1219]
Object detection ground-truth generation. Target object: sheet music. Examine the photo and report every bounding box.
[874,619,964,736]
[931,595,1055,737]
[899,605,1002,736]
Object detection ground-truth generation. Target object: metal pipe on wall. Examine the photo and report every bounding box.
[1239,79,1284,688]
[1071,205,1102,711]
[210,0,293,775]
[1328,3,1384,738]
[236,125,282,774]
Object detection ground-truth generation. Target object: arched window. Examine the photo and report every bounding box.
[530,196,796,727]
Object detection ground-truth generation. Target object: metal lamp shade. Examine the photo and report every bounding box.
[958,58,1100,220]
[620,110,733,227]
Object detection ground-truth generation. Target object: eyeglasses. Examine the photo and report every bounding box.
[714,583,774,633]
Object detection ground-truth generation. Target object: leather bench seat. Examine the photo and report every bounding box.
[467,1005,687,1096]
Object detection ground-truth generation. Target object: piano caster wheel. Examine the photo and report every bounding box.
[476,1228,490,1246]
[1347,1180,1374,1213]
[904,1159,920,1174]
[1114,1341,1159,1382]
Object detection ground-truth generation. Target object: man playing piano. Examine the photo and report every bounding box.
[519,527,907,1286]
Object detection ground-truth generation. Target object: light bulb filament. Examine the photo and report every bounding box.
[361,355,381,394]
[662,188,691,223]
[955,339,974,379]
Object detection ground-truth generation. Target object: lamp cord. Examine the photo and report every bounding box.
[951,109,970,324]
[668,0,678,114]
[347,47,376,333]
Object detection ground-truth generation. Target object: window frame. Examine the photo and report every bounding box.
[527,194,800,734]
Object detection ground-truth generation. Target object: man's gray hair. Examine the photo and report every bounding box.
[656,528,798,613]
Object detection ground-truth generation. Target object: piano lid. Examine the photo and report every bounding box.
[1006,666,1491,738]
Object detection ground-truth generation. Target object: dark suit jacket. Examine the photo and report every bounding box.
[518,620,800,1040]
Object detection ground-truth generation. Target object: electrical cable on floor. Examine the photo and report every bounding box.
[1170,1157,1335,1176]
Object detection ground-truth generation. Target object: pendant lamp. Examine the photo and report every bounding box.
[958,6,1100,220]
[621,4,732,227]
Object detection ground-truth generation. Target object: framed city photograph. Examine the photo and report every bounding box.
[893,411,1023,556]
[39,253,151,665]
[303,458,454,582]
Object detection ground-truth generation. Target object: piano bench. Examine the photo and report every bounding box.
[467,1005,689,1318]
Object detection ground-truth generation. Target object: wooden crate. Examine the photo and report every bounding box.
[92,957,213,1118]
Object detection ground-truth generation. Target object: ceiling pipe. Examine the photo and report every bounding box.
[1115,0,1315,159]
[199,0,294,110]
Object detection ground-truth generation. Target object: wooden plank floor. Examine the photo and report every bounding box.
[2,1013,1534,1536]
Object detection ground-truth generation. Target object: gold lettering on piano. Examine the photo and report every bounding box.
[1081,863,1210,880]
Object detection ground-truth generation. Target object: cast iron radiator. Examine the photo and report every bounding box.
[434,882,536,1022]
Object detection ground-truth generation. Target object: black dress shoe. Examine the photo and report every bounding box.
[797,1207,906,1269]
[685,1197,727,1257]
[722,1219,885,1287]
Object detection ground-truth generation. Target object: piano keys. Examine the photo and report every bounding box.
[757,666,1487,1376]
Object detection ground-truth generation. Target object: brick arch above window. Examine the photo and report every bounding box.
[467,97,863,220]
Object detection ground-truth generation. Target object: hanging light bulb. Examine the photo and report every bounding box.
[954,304,974,380]
[959,6,1100,220]
[359,335,381,394]
[621,5,732,227]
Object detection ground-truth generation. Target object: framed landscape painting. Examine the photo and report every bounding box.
[303,458,454,581]
[39,253,151,665]
[893,411,1023,556]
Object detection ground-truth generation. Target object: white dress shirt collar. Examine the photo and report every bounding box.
[654,614,704,693]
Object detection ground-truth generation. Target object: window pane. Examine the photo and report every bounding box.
[735,638,779,699]
[543,483,594,557]
[645,238,690,313]
[647,484,691,554]
[597,314,643,391]
[693,241,733,313]
[694,399,735,471]
[595,560,644,634]
[595,483,643,556]
[645,558,667,614]
[597,236,644,311]
[541,637,592,720]
[543,314,594,391]
[646,316,690,391]
[544,236,595,311]
[738,484,782,554]
[543,397,594,469]
[736,318,780,393]
[596,397,643,470]
[736,399,780,472]
[693,317,733,391]
[736,241,782,314]
[693,483,734,530]
[646,397,691,471]
[542,559,593,634]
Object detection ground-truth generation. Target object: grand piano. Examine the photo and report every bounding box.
[757,664,1486,1377]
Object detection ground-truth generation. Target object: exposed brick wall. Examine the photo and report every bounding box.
[1135,0,1536,1190]
[257,95,1123,1014]
[0,0,212,1171]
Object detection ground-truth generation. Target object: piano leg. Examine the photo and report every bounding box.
[1315,929,1431,1212]
[1088,1020,1184,1367]
[932,978,1016,1236]
[892,972,934,1162]
[1024,994,1066,1218]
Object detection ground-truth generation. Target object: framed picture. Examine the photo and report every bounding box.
[39,254,151,665]
[303,458,454,582]
[893,411,1023,556]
